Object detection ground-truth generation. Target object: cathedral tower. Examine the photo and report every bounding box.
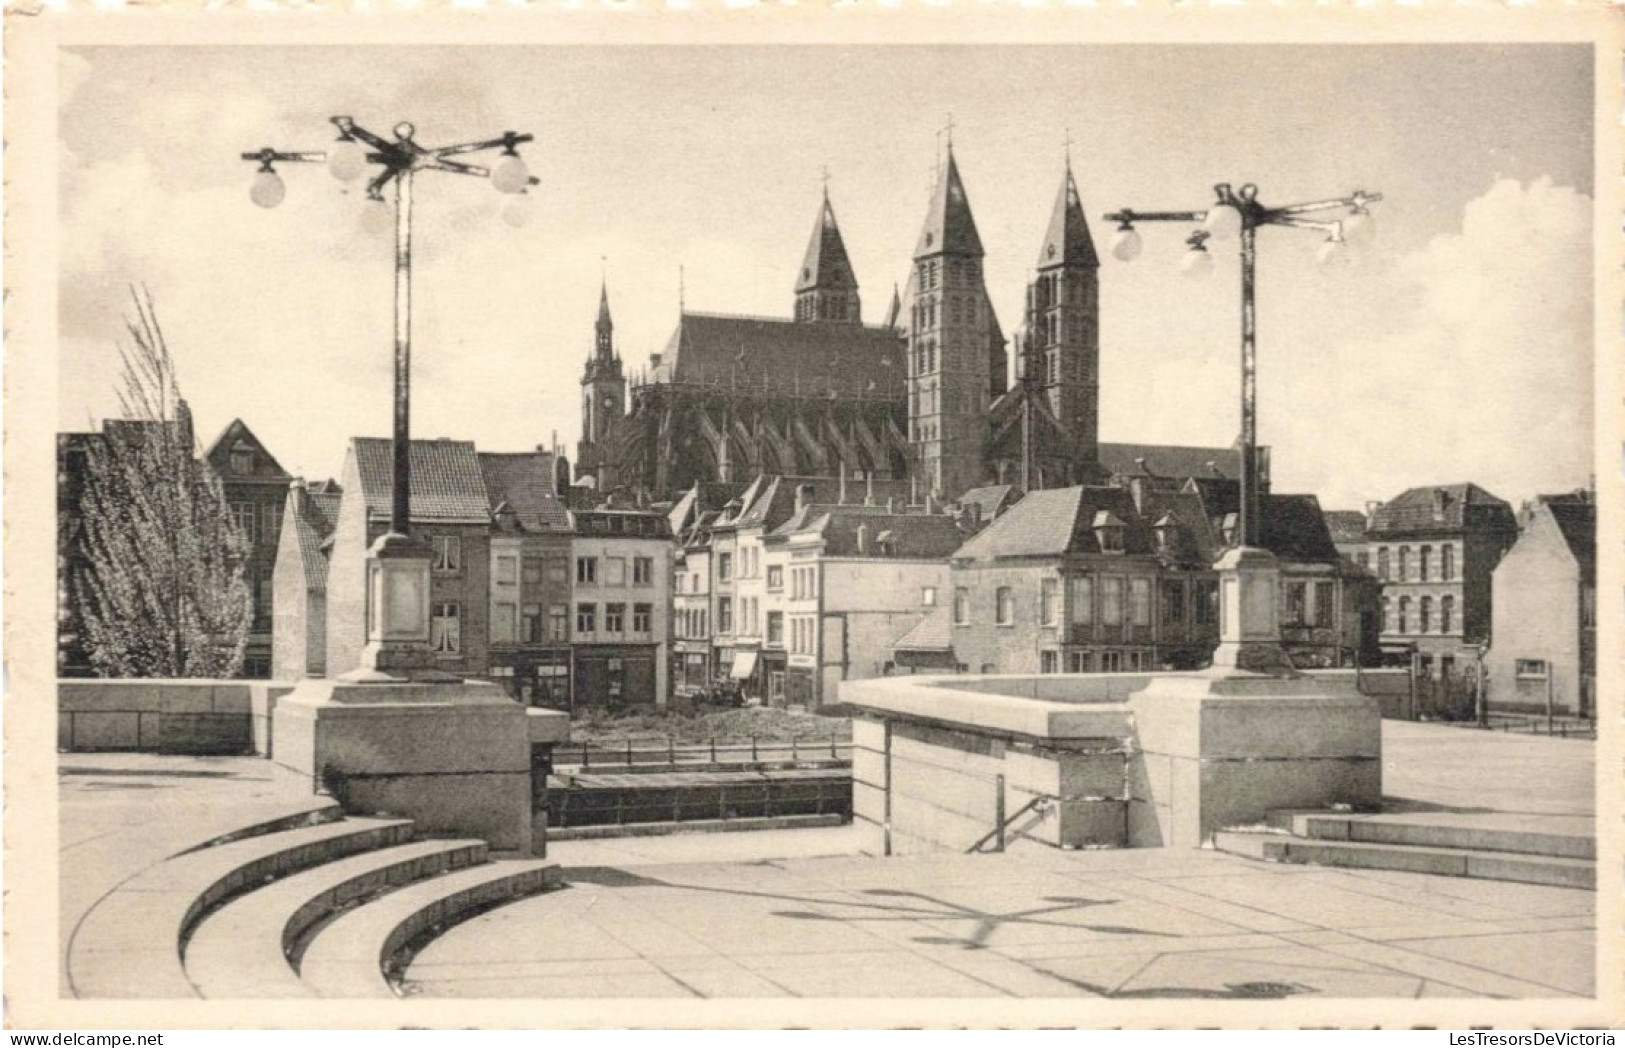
[907,147,1004,499]
[794,191,861,323]
[576,281,626,480]
[1024,161,1101,469]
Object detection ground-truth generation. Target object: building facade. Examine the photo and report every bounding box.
[569,505,672,710]
[942,482,1353,676]
[481,453,575,709]
[1364,483,1519,679]
[1487,491,1596,718]
[206,420,292,678]
[270,478,342,680]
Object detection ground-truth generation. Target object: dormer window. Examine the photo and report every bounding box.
[230,444,254,475]
[1093,511,1125,554]
[1219,512,1239,547]
[1152,514,1176,552]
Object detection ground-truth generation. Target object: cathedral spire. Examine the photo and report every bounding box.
[914,147,984,260]
[795,188,861,323]
[595,280,615,360]
[1037,165,1099,271]
[884,283,902,329]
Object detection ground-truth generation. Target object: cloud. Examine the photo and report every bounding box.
[1278,177,1593,507]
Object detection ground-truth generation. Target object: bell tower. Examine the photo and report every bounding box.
[907,146,1001,499]
[794,189,861,324]
[576,281,626,481]
[1025,160,1101,473]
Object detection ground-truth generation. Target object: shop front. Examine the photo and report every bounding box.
[574,645,660,712]
[488,648,572,711]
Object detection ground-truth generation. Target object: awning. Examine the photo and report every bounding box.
[730,651,759,680]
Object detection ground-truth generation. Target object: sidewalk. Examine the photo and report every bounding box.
[405,721,1596,999]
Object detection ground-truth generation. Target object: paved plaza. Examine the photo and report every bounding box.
[405,722,1597,1000]
[57,721,1597,1001]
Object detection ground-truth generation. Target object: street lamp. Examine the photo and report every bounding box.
[1105,182,1382,674]
[242,117,539,679]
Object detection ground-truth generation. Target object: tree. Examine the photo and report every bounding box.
[72,288,253,678]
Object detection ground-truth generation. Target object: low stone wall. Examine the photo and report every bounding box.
[1306,668,1411,719]
[58,680,297,756]
[844,670,1382,854]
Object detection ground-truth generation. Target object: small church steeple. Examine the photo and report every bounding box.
[794,185,861,324]
[595,280,614,357]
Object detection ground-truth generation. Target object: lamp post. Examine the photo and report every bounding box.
[1105,182,1381,675]
[243,117,537,679]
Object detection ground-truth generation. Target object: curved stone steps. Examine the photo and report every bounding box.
[299,860,561,998]
[184,839,489,999]
[68,817,414,999]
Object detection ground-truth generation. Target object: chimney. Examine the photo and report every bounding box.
[1129,475,1146,514]
[288,476,308,511]
[865,472,875,507]
[968,501,983,528]
[796,484,814,514]
[856,522,869,555]
[1364,500,1381,526]
[1432,488,1448,519]
[551,429,558,456]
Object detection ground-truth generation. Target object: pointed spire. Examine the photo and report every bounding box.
[594,280,615,361]
[884,283,902,329]
[914,147,984,260]
[1037,165,1099,270]
[795,192,858,294]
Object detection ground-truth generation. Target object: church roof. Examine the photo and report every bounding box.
[1037,166,1100,270]
[914,149,985,260]
[795,194,859,294]
[1097,442,1241,482]
[597,281,613,328]
[655,312,905,398]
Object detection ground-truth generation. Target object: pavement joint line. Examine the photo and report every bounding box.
[1318,934,1584,998]
[1099,872,1332,937]
[1307,865,1594,920]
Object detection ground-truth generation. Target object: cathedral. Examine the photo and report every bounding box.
[576,146,1251,504]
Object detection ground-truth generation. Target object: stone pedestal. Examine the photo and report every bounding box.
[273,677,536,853]
[1127,673,1380,847]
[343,532,439,684]
[1210,545,1297,677]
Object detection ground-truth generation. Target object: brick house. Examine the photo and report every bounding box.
[945,481,1351,676]
[1365,483,1518,679]
[205,420,293,678]
[270,478,342,679]
[324,438,497,679]
[1488,491,1596,718]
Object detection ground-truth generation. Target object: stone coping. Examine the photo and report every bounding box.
[841,675,1136,742]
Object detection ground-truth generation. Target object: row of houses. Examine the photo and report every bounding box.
[58,417,1596,719]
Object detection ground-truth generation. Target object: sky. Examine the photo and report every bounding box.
[57,44,1596,509]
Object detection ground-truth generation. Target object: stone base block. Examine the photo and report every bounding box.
[273,677,534,855]
[1129,673,1381,847]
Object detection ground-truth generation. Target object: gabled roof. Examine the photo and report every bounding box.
[352,438,490,523]
[795,193,859,294]
[1037,166,1099,271]
[954,482,1336,566]
[787,509,966,558]
[1097,442,1240,482]
[1367,483,1513,536]
[1540,496,1595,583]
[1323,510,1370,544]
[914,149,985,259]
[1184,480,1340,564]
[652,312,904,397]
[891,607,953,653]
[289,488,343,590]
[479,452,570,532]
[204,419,291,482]
[957,484,1020,522]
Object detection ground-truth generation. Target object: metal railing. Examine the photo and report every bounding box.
[556,735,852,769]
